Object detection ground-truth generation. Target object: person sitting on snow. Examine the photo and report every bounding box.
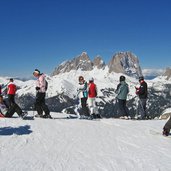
[0,95,27,118]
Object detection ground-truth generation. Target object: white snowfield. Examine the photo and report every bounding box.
[0,112,171,171]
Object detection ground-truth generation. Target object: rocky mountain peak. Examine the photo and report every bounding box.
[52,52,93,76]
[108,51,142,78]
[93,56,105,69]
[163,67,171,80]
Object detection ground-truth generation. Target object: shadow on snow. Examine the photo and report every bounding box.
[0,125,32,136]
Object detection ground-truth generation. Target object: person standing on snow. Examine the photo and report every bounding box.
[77,76,90,118]
[33,69,51,118]
[115,75,129,119]
[87,77,101,119]
[135,76,148,120]
[7,78,17,107]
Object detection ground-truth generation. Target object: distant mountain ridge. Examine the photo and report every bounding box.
[52,51,142,78]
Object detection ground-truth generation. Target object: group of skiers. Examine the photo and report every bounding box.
[0,69,170,136]
[75,75,100,119]
[115,75,148,120]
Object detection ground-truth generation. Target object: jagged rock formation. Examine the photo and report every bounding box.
[52,52,93,76]
[163,67,171,80]
[108,52,142,78]
[93,56,105,69]
[52,51,142,78]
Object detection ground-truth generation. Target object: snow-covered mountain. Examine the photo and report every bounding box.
[1,65,171,118]
[0,112,171,171]
[1,51,171,118]
[52,51,142,78]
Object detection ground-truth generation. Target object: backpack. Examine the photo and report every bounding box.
[45,80,48,91]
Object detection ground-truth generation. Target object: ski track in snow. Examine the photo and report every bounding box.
[0,112,171,171]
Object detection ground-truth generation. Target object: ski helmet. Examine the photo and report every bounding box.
[89,77,94,82]
[120,75,125,82]
[139,76,144,81]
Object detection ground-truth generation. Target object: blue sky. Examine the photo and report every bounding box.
[0,0,171,77]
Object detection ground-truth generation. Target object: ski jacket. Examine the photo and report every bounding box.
[115,81,129,100]
[136,80,148,99]
[36,74,47,93]
[0,85,1,95]
[77,81,88,99]
[7,82,16,95]
[88,82,97,98]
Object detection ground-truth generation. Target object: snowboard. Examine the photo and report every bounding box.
[34,115,54,119]
[67,115,101,120]
[22,115,34,120]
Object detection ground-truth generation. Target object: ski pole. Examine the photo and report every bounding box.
[1,81,10,95]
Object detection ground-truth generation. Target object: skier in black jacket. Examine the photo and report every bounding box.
[135,76,148,119]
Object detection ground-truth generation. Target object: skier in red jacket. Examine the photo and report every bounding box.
[87,77,101,119]
[7,78,17,107]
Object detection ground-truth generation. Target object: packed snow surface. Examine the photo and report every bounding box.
[0,112,171,171]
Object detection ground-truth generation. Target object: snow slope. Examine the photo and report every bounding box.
[0,112,171,171]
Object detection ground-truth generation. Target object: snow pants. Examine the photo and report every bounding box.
[118,99,129,117]
[80,97,89,116]
[8,94,15,107]
[35,92,50,116]
[136,98,147,119]
[88,98,97,115]
[5,103,22,117]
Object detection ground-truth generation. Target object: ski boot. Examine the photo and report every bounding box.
[21,111,28,119]
[42,114,52,119]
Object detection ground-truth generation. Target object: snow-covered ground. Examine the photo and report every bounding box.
[0,112,171,171]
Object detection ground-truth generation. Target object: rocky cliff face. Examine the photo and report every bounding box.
[52,51,142,78]
[93,56,105,69]
[52,52,93,76]
[108,52,142,78]
[163,68,171,80]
